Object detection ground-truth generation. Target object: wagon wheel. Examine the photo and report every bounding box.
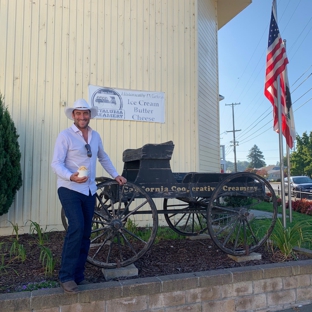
[163,197,209,236]
[88,180,158,268]
[207,172,277,256]
[60,178,115,231]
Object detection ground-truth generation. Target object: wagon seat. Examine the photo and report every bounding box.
[121,141,177,184]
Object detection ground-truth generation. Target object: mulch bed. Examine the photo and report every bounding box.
[0,231,310,294]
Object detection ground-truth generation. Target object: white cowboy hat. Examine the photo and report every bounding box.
[65,99,98,120]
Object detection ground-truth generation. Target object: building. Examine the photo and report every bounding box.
[0,0,251,235]
[220,145,226,173]
[266,166,282,181]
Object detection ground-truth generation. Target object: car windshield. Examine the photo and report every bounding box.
[293,177,312,184]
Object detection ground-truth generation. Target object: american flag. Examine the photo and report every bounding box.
[264,0,291,145]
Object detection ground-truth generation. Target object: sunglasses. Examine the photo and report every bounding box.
[85,144,92,157]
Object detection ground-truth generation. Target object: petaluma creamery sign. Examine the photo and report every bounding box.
[89,85,165,123]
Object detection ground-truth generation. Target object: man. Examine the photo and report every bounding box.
[51,98,126,294]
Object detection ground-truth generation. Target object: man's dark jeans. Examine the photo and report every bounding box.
[57,187,96,284]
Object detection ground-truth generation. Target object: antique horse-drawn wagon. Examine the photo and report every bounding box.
[62,141,278,269]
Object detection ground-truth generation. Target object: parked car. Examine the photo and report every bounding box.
[284,176,312,198]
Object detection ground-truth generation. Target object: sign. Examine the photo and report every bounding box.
[88,85,165,123]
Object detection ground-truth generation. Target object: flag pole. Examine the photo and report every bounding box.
[264,0,290,228]
[286,144,292,222]
[277,80,287,228]
[274,1,287,228]
[283,39,292,223]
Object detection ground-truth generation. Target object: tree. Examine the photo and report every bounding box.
[247,145,266,169]
[0,95,22,216]
[237,160,250,172]
[226,160,250,172]
[276,155,288,167]
[290,131,312,177]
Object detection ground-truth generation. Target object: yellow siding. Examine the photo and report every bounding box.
[0,0,219,235]
[197,0,220,172]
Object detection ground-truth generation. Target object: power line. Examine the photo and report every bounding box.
[239,120,272,145]
[291,73,312,93]
[291,65,312,87]
[226,73,311,148]
[236,108,271,141]
[293,87,312,104]
[294,97,312,111]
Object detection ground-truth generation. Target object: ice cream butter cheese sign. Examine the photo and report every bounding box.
[89,85,165,123]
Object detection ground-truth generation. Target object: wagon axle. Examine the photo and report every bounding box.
[111,219,123,231]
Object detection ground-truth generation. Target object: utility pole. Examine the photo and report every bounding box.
[225,103,241,172]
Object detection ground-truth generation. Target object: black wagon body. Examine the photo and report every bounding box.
[62,141,278,269]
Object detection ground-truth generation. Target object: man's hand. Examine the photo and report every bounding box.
[70,172,88,183]
[115,175,127,185]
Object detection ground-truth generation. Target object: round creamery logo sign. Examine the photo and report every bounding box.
[91,88,124,119]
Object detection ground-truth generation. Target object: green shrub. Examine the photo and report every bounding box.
[270,218,312,259]
[290,199,312,214]
[223,195,253,207]
[28,220,48,246]
[39,246,55,276]
[0,94,22,215]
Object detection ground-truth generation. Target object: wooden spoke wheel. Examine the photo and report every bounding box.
[163,197,209,236]
[61,181,158,268]
[207,172,277,256]
[87,181,158,268]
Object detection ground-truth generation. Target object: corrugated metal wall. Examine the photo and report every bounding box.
[0,0,219,235]
[198,0,220,172]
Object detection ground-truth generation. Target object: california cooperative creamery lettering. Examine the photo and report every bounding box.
[123,185,260,194]
[222,186,258,192]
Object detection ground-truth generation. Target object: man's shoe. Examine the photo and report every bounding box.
[78,280,89,285]
[60,281,78,294]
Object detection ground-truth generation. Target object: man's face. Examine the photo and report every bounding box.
[72,110,91,130]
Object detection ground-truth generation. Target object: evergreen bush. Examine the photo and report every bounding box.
[0,94,22,216]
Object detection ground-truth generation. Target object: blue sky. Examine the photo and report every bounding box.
[218,0,312,166]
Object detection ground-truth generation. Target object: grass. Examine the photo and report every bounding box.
[236,197,312,249]
[124,219,183,243]
[0,254,18,275]
[28,221,49,246]
[276,207,312,250]
[250,199,312,251]
[122,200,312,251]
[7,221,20,241]
[155,226,183,242]
[39,246,56,276]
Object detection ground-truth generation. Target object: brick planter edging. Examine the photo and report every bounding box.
[2,259,312,312]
